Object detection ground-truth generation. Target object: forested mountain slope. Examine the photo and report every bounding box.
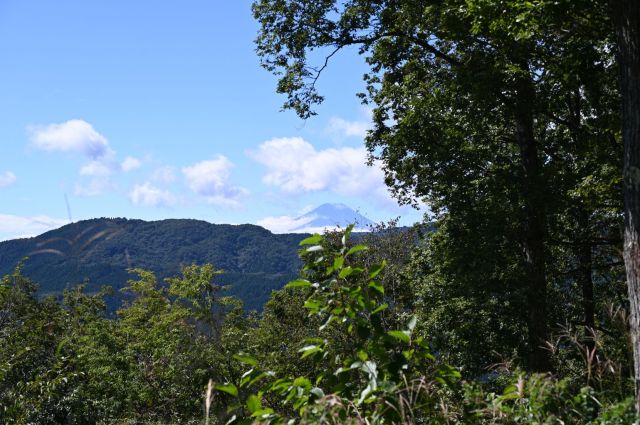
[0,218,307,310]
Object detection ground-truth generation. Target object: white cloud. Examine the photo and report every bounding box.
[28,120,145,197]
[249,137,389,202]
[0,171,16,188]
[182,156,247,207]
[256,214,370,234]
[326,108,373,141]
[256,215,314,233]
[75,160,117,196]
[151,166,177,183]
[129,182,177,207]
[327,116,370,139]
[121,156,142,172]
[79,161,112,177]
[29,119,113,159]
[0,213,68,241]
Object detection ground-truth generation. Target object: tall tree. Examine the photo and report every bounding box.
[252,0,618,372]
[611,0,640,411]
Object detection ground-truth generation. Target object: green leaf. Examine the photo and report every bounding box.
[304,299,321,312]
[357,350,369,361]
[371,303,388,314]
[339,267,354,279]
[285,279,312,288]
[55,337,69,356]
[407,315,418,332]
[342,224,355,246]
[293,376,311,390]
[247,394,262,413]
[299,344,323,358]
[369,261,386,279]
[333,256,344,269]
[338,266,363,279]
[387,330,411,343]
[368,280,384,295]
[435,364,462,386]
[240,370,268,388]
[252,408,275,418]
[299,234,322,245]
[310,387,325,398]
[239,369,255,387]
[319,314,334,331]
[214,383,238,397]
[346,244,368,257]
[233,353,258,366]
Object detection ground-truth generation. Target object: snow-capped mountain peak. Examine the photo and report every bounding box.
[292,203,373,231]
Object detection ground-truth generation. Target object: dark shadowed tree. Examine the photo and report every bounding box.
[252,0,621,373]
[610,0,640,412]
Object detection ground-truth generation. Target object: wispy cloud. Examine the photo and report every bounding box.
[256,214,315,233]
[0,213,68,241]
[256,214,370,234]
[151,166,177,183]
[129,182,177,207]
[182,156,247,207]
[121,156,142,172]
[0,171,16,188]
[326,108,373,141]
[326,116,370,139]
[74,177,114,197]
[75,160,119,196]
[29,119,113,159]
[79,161,113,177]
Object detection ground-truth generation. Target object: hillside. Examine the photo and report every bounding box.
[0,218,307,311]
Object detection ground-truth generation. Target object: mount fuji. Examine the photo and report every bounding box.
[292,203,374,232]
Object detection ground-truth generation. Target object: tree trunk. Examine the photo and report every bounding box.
[567,88,596,347]
[576,208,596,354]
[612,0,640,413]
[514,72,552,373]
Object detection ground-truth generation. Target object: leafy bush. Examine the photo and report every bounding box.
[211,226,460,424]
[211,227,638,424]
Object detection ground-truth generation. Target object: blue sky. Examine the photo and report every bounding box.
[0,0,423,240]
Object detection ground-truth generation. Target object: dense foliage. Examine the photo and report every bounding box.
[1,225,635,423]
[248,0,640,418]
[208,228,635,424]
[0,262,252,423]
[2,0,639,422]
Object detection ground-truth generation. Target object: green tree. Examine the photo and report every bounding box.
[252,0,624,374]
[0,265,68,423]
[167,263,226,339]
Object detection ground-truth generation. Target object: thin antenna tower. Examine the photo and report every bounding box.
[64,193,73,223]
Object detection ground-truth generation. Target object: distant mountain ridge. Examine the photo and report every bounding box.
[293,203,374,231]
[0,217,307,311]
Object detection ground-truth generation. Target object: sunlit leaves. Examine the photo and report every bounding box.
[285,279,312,288]
[215,383,239,397]
[216,227,454,423]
